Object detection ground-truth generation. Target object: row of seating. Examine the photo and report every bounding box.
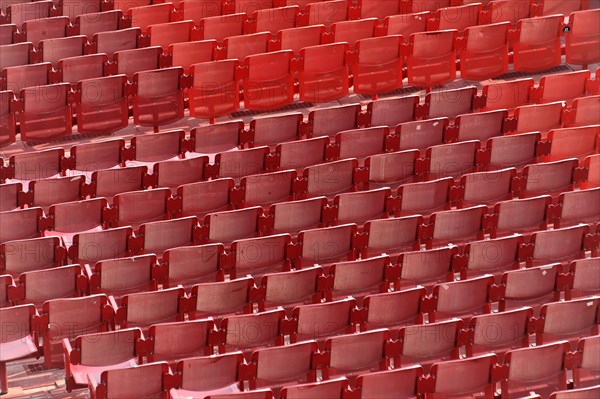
[2,300,597,397]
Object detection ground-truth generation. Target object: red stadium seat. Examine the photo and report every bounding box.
[69,227,132,265]
[381,11,429,38]
[127,3,172,33]
[335,126,390,162]
[88,254,158,300]
[0,207,42,244]
[145,318,214,363]
[55,53,107,85]
[243,50,294,111]
[115,286,186,329]
[567,95,600,127]
[499,263,561,311]
[63,328,143,392]
[259,266,322,311]
[66,139,124,181]
[366,95,418,127]
[75,75,129,135]
[0,274,12,307]
[326,255,392,301]
[90,27,141,57]
[428,3,481,32]
[178,0,222,22]
[18,83,72,143]
[0,42,31,71]
[545,125,599,162]
[0,90,15,148]
[127,130,185,168]
[0,182,19,212]
[275,136,328,171]
[467,306,533,360]
[365,149,419,189]
[287,297,356,342]
[328,18,376,48]
[239,170,296,208]
[265,196,328,235]
[352,0,401,19]
[303,0,348,27]
[11,264,85,308]
[199,13,245,42]
[448,109,507,143]
[353,365,422,399]
[270,24,324,54]
[521,158,579,198]
[484,0,531,25]
[7,148,63,183]
[535,296,599,347]
[405,30,457,88]
[528,224,589,267]
[551,386,600,399]
[212,147,269,180]
[308,103,360,138]
[0,304,38,394]
[229,234,291,278]
[334,187,392,224]
[362,288,425,337]
[483,131,541,170]
[0,24,15,45]
[19,16,69,46]
[25,175,85,209]
[513,15,562,73]
[218,31,270,61]
[92,166,146,200]
[187,276,254,320]
[582,154,600,189]
[533,0,586,17]
[133,67,185,131]
[482,78,534,111]
[427,274,495,322]
[458,168,516,208]
[563,257,600,300]
[396,246,456,289]
[249,112,302,148]
[424,354,497,398]
[298,43,349,103]
[423,140,480,181]
[425,205,486,249]
[302,159,358,197]
[88,361,170,399]
[491,195,550,237]
[351,35,403,97]
[395,178,452,216]
[108,188,170,228]
[281,378,346,399]
[60,0,102,19]
[160,243,223,288]
[72,10,121,40]
[500,341,569,398]
[167,39,216,72]
[295,224,356,268]
[248,6,299,35]
[189,60,240,121]
[361,215,421,258]
[572,334,600,389]
[6,0,52,28]
[537,70,592,104]
[136,216,199,256]
[37,294,113,367]
[459,22,510,80]
[38,35,86,65]
[113,46,162,79]
[169,352,244,398]
[566,9,600,66]
[461,234,523,280]
[174,179,234,218]
[2,62,51,92]
[221,308,286,354]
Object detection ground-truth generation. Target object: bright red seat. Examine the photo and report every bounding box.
[75,75,129,135]
[459,22,509,80]
[423,354,497,398]
[88,254,158,301]
[72,10,121,40]
[90,27,141,57]
[298,42,349,103]
[18,82,72,143]
[189,60,240,121]
[0,90,15,148]
[145,318,215,363]
[513,15,562,73]
[126,3,172,33]
[566,9,600,66]
[87,361,170,399]
[243,50,294,111]
[56,53,107,85]
[167,39,216,73]
[248,5,299,34]
[351,35,403,97]
[270,25,324,54]
[405,29,457,88]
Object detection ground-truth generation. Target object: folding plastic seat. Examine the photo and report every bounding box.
[0,90,14,148]
[567,95,600,127]
[490,196,550,238]
[512,15,562,73]
[19,16,69,46]
[22,175,84,210]
[45,198,106,247]
[169,352,244,398]
[63,327,142,392]
[429,3,482,32]
[144,318,214,363]
[395,178,452,217]
[126,3,172,33]
[298,42,349,103]
[300,159,358,198]
[113,46,162,80]
[424,354,498,398]
[533,0,585,17]
[308,103,360,138]
[360,215,421,259]
[393,119,445,154]
[563,257,600,300]
[328,18,376,48]
[247,112,302,149]
[156,244,222,288]
[303,0,348,28]
[65,139,123,182]
[54,53,107,86]
[365,150,419,190]
[6,0,52,28]
[366,96,418,128]
[173,179,233,220]
[150,157,205,190]
[213,147,270,181]
[325,255,392,303]
[396,318,463,370]
[350,0,400,19]
[396,246,457,290]
[0,274,11,308]
[535,296,599,348]
[482,0,530,25]
[114,286,186,331]
[566,9,600,67]
[202,207,261,244]
[294,223,357,269]
[426,87,478,120]
[37,294,113,368]
[333,187,391,226]
[529,224,590,268]
[226,0,275,14]
[353,365,422,399]
[482,78,534,112]
[406,0,451,13]
[571,334,600,389]
[186,276,254,320]
[113,0,151,12]
[167,39,215,73]
[461,235,523,280]
[243,50,294,111]
[582,154,600,189]
[220,308,286,356]
[381,11,429,38]
[467,306,533,360]
[11,263,86,308]
[405,30,456,88]
[187,121,242,163]
[199,13,245,42]
[6,148,64,185]
[425,205,487,249]
[351,35,403,98]
[0,207,42,244]
[482,131,540,171]
[458,22,509,80]
[520,158,578,198]
[90,28,141,57]
[0,42,31,71]
[247,5,298,34]
[178,0,222,22]
[88,254,157,301]
[550,386,600,399]
[126,130,184,169]
[88,361,170,399]
[72,10,121,40]
[189,60,240,121]
[545,125,599,162]
[243,340,318,391]
[217,31,269,61]
[106,189,169,229]
[537,70,592,104]
[0,24,14,45]
[0,304,38,394]
[285,297,356,342]
[457,168,516,208]
[426,274,494,323]
[274,137,328,173]
[18,82,72,143]
[447,110,508,144]
[259,266,322,312]
[261,197,326,236]
[424,140,480,181]
[498,263,561,312]
[2,62,50,92]
[228,234,291,279]
[146,20,193,52]
[500,341,570,398]
[37,35,86,66]
[75,75,129,136]
[0,182,20,213]
[335,126,390,162]
[69,227,132,265]
[270,24,324,54]
[136,216,199,256]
